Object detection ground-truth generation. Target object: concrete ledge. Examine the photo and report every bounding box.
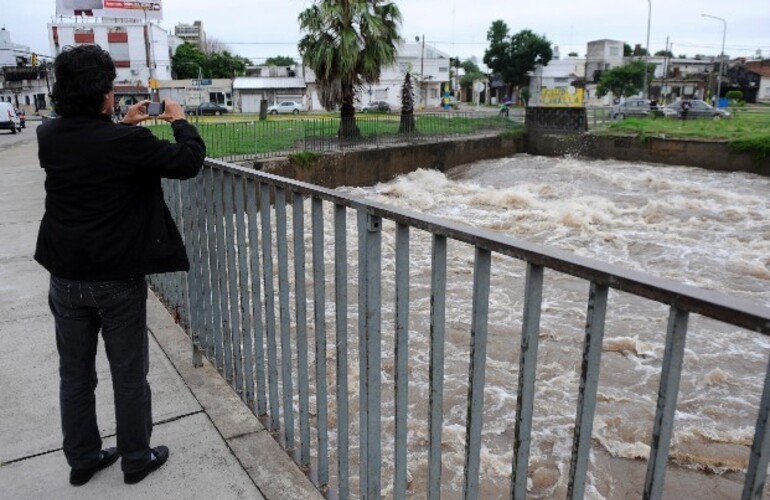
[251,134,524,189]
[146,293,324,500]
[526,132,770,176]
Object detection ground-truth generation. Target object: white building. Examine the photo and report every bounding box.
[586,39,625,83]
[357,41,451,110]
[529,48,586,105]
[0,28,50,112]
[49,18,173,103]
[174,21,206,51]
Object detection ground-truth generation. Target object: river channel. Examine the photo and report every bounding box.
[316,154,769,498]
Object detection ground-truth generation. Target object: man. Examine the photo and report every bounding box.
[35,44,206,486]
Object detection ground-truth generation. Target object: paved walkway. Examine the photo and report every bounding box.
[0,131,323,500]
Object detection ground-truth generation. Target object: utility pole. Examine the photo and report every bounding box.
[661,36,670,103]
[702,14,727,104]
[643,0,652,99]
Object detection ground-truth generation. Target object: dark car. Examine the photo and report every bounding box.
[359,100,391,113]
[14,108,26,128]
[662,99,730,119]
[611,99,661,119]
[190,102,228,116]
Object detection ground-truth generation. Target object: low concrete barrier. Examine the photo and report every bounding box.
[250,134,524,189]
[526,132,770,176]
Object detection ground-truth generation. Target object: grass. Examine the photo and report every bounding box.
[146,113,521,159]
[599,107,770,159]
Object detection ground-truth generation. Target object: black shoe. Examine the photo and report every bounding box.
[69,447,119,486]
[124,446,169,484]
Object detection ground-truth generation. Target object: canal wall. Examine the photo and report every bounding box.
[526,132,770,176]
[248,131,768,189]
[251,134,524,189]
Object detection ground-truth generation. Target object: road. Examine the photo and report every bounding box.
[0,120,39,152]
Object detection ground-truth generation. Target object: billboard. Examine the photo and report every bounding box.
[56,0,163,20]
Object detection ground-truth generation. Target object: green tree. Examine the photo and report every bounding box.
[203,51,250,78]
[172,43,250,79]
[459,59,484,88]
[483,22,552,96]
[171,43,206,79]
[596,60,653,98]
[399,72,415,133]
[265,56,297,66]
[298,0,402,137]
[624,43,633,57]
[655,50,674,57]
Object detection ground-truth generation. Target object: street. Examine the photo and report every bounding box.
[0,120,39,152]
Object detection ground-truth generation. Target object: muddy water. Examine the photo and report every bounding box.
[282,155,770,498]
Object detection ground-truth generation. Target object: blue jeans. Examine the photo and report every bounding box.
[48,275,153,473]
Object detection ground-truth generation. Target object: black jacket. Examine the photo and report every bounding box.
[35,115,206,281]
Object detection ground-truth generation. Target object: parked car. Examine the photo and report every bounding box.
[0,102,22,134]
[14,108,25,128]
[267,101,306,114]
[359,100,390,113]
[189,102,229,116]
[611,98,661,119]
[662,99,730,119]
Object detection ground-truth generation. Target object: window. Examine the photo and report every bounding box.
[609,46,620,57]
[438,66,448,73]
[25,96,30,105]
[430,88,438,99]
[374,89,388,99]
[109,42,130,64]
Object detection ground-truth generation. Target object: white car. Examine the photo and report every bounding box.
[267,101,306,115]
[0,102,22,134]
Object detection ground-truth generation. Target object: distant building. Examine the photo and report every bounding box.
[349,41,450,111]
[0,28,50,112]
[49,18,173,105]
[528,47,586,105]
[585,39,625,84]
[743,60,770,102]
[174,21,206,51]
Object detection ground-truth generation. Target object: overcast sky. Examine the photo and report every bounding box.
[6,0,769,64]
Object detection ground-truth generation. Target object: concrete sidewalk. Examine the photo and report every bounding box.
[0,136,322,499]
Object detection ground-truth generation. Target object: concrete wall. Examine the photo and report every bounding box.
[246,132,767,191]
[527,132,770,176]
[526,107,587,134]
[251,135,524,189]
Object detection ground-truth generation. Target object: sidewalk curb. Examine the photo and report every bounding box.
[146,291,324,500]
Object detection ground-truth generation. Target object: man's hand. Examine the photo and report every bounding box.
[120,100,152,125]
[157,99,186,123]
[120,99,186,126]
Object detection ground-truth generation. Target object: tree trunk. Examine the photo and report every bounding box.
[398,111,415,134]
[338,90,360,139]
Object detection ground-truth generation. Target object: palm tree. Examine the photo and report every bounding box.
[298,0,402,138]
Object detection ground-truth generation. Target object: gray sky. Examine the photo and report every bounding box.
[5,0,769,63]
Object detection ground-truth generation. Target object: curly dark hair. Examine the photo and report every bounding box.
[50,45,116,116]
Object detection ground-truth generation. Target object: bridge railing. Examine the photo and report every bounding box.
[150,158,770,499]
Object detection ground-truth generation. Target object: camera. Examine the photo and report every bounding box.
[147,101,164,117]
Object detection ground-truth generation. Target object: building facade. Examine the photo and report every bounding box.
[0,28,50,112]
[174,21,206,51]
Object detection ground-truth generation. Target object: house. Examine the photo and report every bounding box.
[744,60,770,103]
[528,47,585,105]
[585,39,625,84]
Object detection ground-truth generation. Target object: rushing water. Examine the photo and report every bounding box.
[316,155,769,498]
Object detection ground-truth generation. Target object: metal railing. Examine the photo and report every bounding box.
[150,158,770,499]
[149,113,519,163]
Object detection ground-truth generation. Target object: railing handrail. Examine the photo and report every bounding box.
[207,157,770,335]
